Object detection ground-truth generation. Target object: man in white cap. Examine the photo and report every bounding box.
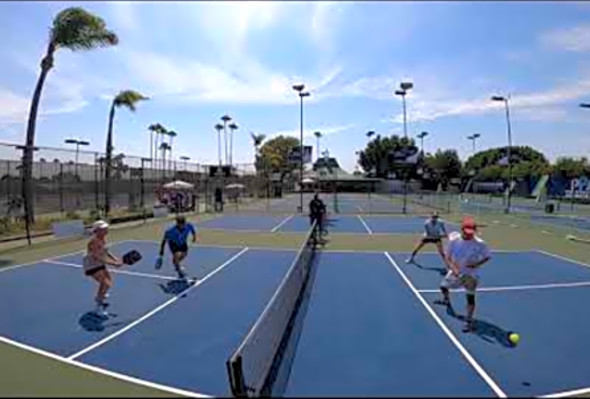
[436,217,491,332]
[83,220,123,317]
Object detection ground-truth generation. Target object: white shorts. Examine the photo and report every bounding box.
[440,271,478,295]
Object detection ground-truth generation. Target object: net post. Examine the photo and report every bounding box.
[227,355,248,397]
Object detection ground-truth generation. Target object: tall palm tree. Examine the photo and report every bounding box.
[250,132,266,154]
[148,123,164,161]
[221,115,232,165]
[314,131,322,162]
[104,90,148,216]
[148,123,165,181]
[166,130,178,172]
[251,132,266,197]
[228,122,238,167]
[214,123,223,166]
[22,7,118,223]
[159,142,171,182]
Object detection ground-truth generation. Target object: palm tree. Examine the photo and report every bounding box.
[104,90,148,216]
[148,123,165,161]
[166,130,177,172]
[148,123,165,181]
[314,131,322,162]
[214,123,223,166]
[159,142,171,182]
[228,122,238,166]
[22,7,118,223]
[250,133,266,154]
[251,132,267,197]
[221,115,232,164]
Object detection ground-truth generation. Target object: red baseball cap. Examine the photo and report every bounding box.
[461,217,477,235]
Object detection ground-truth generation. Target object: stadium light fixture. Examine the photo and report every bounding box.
[292,83,311,212]
[491,95,513,214]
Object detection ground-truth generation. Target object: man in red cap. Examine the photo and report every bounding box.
[435,216,491,332]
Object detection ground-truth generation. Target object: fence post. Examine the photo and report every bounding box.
[59,163,64,215]
[94,153,99,215]
[140,158,146,223]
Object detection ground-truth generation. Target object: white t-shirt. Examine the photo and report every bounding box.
[446,235,491,277]
[424,219,447,239]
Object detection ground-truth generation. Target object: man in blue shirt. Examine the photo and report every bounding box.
[156,215,197,280]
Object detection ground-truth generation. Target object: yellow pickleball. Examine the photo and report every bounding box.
[509,333,520,345]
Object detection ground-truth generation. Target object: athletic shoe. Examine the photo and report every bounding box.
[433,298,450,307]
[405,257,414,264]
[176,266,188,280]
[462,320,475,333]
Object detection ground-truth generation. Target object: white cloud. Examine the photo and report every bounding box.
[541,24,590,52]
[190,2,282,55]
[266,124,355,141]
[0,89,30,124]
[122,50,340,106]
[110,2,139,33]
[342,73,590,124]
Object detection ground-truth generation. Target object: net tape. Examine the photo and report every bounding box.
[227,221,318,397]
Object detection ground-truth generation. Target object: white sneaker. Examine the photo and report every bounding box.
[405,257,414,264]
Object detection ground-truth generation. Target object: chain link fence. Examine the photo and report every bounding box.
[0,142,286,241]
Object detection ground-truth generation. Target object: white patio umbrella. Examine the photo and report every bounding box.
[163,180,194,190]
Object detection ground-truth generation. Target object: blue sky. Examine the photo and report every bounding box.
[1,1,590,172]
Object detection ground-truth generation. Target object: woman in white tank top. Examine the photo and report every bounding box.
[83,220,123,317]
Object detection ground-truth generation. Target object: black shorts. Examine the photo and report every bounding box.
[85,265,107,277]
[169,241,188,254]
[422,237,442,244]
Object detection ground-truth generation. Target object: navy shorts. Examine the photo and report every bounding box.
[169,241,188,254]
[422,237,442,244]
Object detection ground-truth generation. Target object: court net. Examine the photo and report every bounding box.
[226,221,319,397]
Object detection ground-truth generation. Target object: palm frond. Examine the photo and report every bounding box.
[113,90,149,111]
[51,7,119,51]
[214,123,224,131]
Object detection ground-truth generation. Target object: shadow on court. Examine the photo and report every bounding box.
[412,260,447,276]
[438,303,516,349]
[78,311,125,332]
[157,279,194,296]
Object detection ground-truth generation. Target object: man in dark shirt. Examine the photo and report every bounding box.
[214,187,223,212]
[309,193,327,237]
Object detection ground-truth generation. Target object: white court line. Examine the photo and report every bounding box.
[541,386,590,398]
[0,335,210,397]
[357,215,373,235]
[270,215,295,232]
[383,252,507,398]
[535,249,590,270]
[44,260,179,282]
[417,280,590,294]
[67,247,249,361]
[0,248,86,274]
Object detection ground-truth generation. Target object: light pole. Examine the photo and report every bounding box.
[467,133,481,154]
[491,95,513,214]
[228,122,238,168]
[395,82,413,138]
[221,115,232,165]
[180,156,190,171]
[64,138,90,179]
[293,83,310,212]
[417,131,428,154]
